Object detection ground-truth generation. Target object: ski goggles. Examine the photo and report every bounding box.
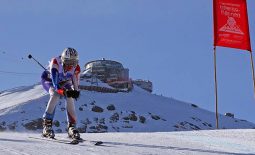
[63,59,78,67]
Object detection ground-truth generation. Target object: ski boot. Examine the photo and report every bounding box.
[42,119,55,138]
[67,123,80,140]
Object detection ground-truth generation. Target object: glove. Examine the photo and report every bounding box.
[65,90,75,98]
[57,89,80,99]
[56,89,65,96]
[73,90,80,99]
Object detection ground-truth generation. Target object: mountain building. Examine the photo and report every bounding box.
[82,58,152,92]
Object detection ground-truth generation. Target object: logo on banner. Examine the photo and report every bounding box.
[213,0,251,51]
[219,17,244,35]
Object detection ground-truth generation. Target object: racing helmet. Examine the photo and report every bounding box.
[61,47,79,66]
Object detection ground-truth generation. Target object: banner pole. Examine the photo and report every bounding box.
[214,46,219,129]
[249,51,255,97]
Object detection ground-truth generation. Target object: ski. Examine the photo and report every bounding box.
[28,136,103,146]
[64,137,103,146]
[92,141,103,146]
[29,136,79,145]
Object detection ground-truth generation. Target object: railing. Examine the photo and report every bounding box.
[79,85,129,93]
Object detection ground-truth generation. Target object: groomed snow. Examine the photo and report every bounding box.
[0,129,254,155]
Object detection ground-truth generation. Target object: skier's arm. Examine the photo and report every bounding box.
[72,65,81,99]
[50,58,64,95]
[72,64,81,91]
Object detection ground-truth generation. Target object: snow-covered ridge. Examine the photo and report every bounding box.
[0,80,254,133]
[0,84,47,111]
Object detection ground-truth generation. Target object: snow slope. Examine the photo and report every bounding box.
[1,80,255,154]
[0,80,255,133]
[0,129,254,155]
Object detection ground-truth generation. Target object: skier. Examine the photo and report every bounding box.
[41,47,81,140]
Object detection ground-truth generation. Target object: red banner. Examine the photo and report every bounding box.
[213,0,251,51]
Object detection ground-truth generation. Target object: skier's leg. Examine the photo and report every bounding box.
[43,87,60,119]
[66,97,77,124]
[66,97,80,139]
[42,87,60,138]
[62,82,80,139]
[63,82,77,124]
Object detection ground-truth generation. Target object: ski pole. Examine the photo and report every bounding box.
[28,54,47,71]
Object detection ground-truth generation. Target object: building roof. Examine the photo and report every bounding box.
[84,59,124,68]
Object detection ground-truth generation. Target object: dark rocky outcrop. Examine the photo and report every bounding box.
[92,105,104,113]
[23,118,43,130]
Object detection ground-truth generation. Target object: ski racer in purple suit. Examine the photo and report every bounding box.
[41,47,81,139]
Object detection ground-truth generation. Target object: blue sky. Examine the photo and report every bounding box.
[0,0,255,125]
